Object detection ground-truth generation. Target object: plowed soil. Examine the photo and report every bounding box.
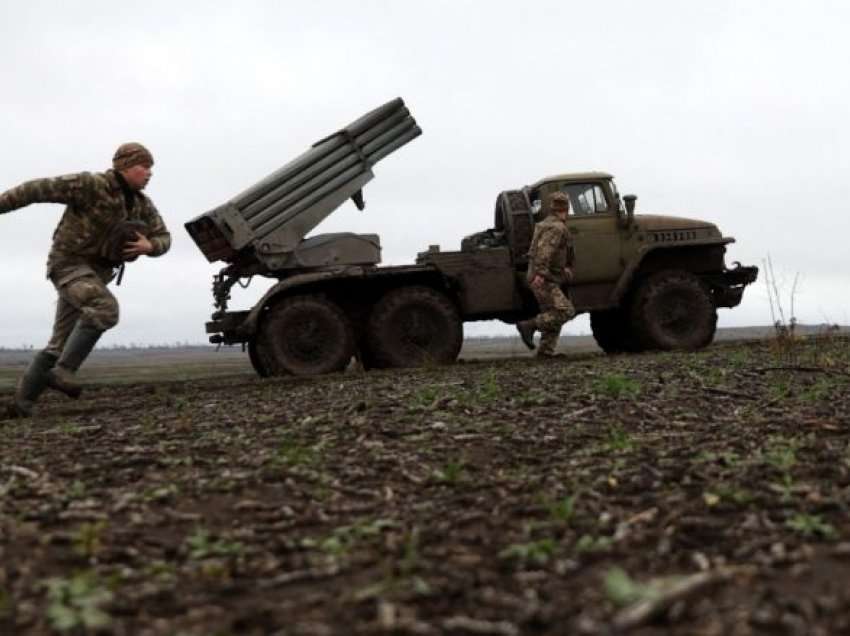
[1,335,849,635]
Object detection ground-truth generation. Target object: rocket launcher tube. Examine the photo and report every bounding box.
[244,116,419,231]
[253,164,370,242]
[359,118,419,161]
[231,137,343,211]
[313,97,405,144]
[184,97,421,265]
[237,108,413,221]
[242,147,361,221]
[367,126,423,164]
[240,108,413,219]
[247,155,365,231]
[235,102,410,210]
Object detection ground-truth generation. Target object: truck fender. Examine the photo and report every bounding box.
[236,267,365,338]
[610,238,733,304]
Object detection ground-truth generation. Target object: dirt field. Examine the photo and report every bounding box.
[1,333,849,635]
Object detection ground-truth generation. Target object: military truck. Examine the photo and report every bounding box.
[185,98,758,376]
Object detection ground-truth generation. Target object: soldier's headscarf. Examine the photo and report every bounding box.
[112,142,154,171]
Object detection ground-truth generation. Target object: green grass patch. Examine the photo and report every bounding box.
[499,538,557,567]
[786,513,836,539]
[432,458,467,485]
[44,571,114,632]
[185,528,244,560]
[605,424,634,453]
[593,374,641,399]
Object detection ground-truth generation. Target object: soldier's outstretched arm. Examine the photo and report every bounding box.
[0,172,95,215]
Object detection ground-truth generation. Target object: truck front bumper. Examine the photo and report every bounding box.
[704,263,759,308]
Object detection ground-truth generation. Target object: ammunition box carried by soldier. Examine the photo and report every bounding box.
[185,98,758,376]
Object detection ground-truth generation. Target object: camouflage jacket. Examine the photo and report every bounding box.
[527,214,575,285]
[0,170,170,281]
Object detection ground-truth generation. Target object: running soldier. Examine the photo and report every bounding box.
[516,191,576,357]
[0,143,171,417]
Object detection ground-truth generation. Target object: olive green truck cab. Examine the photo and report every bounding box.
[185,99,758,377]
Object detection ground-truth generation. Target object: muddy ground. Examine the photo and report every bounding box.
[1,334,849,635]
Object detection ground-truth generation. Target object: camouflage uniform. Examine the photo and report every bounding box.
[0,169,170,352]
[518,192,576,356]
[0,143,170,417]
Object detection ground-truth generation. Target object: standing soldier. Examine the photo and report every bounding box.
[516,191,576,357]
[0,143,171,418]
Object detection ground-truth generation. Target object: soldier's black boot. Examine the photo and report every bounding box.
[516,320,537,350]
[6,350,57,418]
[46,323,104,399]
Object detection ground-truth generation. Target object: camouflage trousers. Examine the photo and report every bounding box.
[530,281,576,355]
[44,265,119,357]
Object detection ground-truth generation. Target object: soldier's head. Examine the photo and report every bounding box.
[549,191,570,220]
[113,142,154,191]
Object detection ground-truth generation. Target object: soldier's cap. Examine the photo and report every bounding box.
[549,191,570,209]
[112,142,154,171]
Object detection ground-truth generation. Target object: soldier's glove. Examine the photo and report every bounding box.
[101,220,150,264]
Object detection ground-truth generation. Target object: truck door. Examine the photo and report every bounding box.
[556,181,622,284]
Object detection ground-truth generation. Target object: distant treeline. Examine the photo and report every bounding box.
[0,342,214,353]
[1,324,844,354]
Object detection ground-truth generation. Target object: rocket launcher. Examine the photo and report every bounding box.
[185,98,421,270]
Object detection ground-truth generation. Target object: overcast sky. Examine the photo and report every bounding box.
[1,0,848,348]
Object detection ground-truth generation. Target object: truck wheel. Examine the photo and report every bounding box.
[367,286,463,368]
[255,295,355,376]
[631,271,717,350]
[248,339,271,377]
[590,309,640,354]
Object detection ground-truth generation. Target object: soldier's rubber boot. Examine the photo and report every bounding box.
[6,350,58,418]
[46,323,104,399]
[536,330,564,359]
[516,320,537,350]
[536,351,566,359]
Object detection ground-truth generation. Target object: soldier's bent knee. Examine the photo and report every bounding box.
[82,299,120,331]
[552,309,572,324]
[65,277,120,331]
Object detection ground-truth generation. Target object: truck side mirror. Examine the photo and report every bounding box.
[623,195,637,222]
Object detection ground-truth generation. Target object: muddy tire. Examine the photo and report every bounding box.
[630,270,717,350]
[247,339,270,377]
[254,295,355,376]
[367,286,463,368]
[355,341,386,371]
[590,309,640,354]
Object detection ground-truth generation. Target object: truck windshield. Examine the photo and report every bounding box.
[559,183,609,215]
